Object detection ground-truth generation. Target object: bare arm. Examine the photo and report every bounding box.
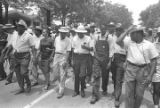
[149,58,157,78]
[116,25,135,46]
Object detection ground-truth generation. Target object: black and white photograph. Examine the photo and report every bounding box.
[0,0,160,108]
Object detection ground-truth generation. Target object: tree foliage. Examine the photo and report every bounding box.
[140,1,160,28]
[6,0,133,28]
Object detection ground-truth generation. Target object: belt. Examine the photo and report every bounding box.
[74,53,89,56]
[114,53,126,57]
[15,51,30,55]
[127,61,147,67]
[55,52,63,55]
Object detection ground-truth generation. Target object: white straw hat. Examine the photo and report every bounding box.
[17,19,27,28]
[75,25,87,33]
[59,27,69,33]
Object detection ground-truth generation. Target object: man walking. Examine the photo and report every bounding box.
[117,26,158,108]
[0,24,7,81]
[2,24,17,85]
[111,24,126,107]
[51,27,71,98]
[14,20,35,94]
[31,26,44,86]
[90,25,113,104]
[72,25,92,98]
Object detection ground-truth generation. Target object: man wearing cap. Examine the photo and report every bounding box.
[86,23,97,85]
[145,28,154,42]
[2,24,17,85]
[155,27,160,42]
[31,26,44,86]
[117,26,159,108]
[0,24,7,81]
[14,20,35,94]
[72,25,92,98]
[51,27,71,99]
[90,24,113,104]
[111,24,127,107]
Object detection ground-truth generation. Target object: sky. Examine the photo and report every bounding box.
[107,0,159,24]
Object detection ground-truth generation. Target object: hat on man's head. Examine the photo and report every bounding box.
[17,19,27,28]
[130,26,145,36]
[75,25,87,33]
[3,24,15,29]
[35,26,43,31]
[90,22,96,28]
[157,27,160,33]
[59,26,69,33]
[106,22,116,28]
[115,23,124,31]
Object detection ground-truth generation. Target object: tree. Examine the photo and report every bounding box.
[140,2,160,28]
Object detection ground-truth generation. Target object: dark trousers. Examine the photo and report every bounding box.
[152,82,160,105]
[125,63,149,108]
[92,58,109,98]
[0,62,6,78]
[0,52,6,78]
[110,61,116,91]
[14,52,31,90]
[73,53,88,93]
[86,54,93,82]
[112,54,126,101]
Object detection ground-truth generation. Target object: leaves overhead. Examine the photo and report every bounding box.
[140,1,160,28]
[7,0,133,27]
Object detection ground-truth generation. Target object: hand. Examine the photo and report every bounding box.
[49,57,54,62]
[106,61,111,70]
[81,44,87,49]
[32,57,37,64]
[142,75,152,85]
[46,48,51,50]
[127,25,136,32]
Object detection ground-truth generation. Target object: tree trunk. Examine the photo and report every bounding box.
[4,3,8,24]
[62,16,65,26]
[0,2,3,24]
[46,9,51,27]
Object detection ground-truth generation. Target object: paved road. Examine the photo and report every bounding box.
[0,68,155,108]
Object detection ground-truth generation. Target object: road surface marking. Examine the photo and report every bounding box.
[24,78,71,108]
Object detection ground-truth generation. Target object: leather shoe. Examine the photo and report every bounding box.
[115,100,120,108]
[31,82,38,86]
[26,86,31,93]
[72,92,79,97]
[90,96,98,104]
[81,91,85,98]
[57,93,64,99]
[5,81,12,85]
[15,89,25,95]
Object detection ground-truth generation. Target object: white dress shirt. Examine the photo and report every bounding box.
[14,31,34,52]
[125,37,159,65]
[54,35,71,54]
[72,35,91,54]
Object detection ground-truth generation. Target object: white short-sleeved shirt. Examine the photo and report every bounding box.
[33,35,44,50]
[112,35,127,55]
[14,31,35,52]
[152,42,160,82]
[54,35,71,54]
[7,31,18,48]
[125,37,159,65]
[72,35,91,54]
